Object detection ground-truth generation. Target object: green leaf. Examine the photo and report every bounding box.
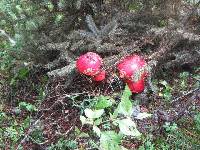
[159,80,172,101]
[78,132,90,138]
[26,20,38,30]
[160,80,168,87]
[22,117,31,128]
[16,5,23,14]
[0,112,6,122]
[95,96,112,109]
[100,131,121,150]
[93,125,101,137]
[80,115,93,125]
[75,126,81,135]
[116,86,133,116]
[18,102,37,112]
[94,118,103,126]
[17,67,29,79]
[75,126,89,138]
[84,108,104,119]
[121,146,129,150]
[47,2,54,11]
[55,14,64,24]
[117,118,141,137]
[121,85,132,101]
[194,113,200,131]
[5,127,19,142]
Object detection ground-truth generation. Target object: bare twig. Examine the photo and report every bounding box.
[47,62,76,77]
[171,88,200,104]
[150,27,200,41]
[16,118,42,150]
[0,29,16,46]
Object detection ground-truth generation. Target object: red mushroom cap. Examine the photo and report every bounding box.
[92,70,106,81]
[126,78,145,93]
[117,55,147,79]
[117,54,148,93]
[76,52,103,76]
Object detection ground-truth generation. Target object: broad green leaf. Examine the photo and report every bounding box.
[117,118,141,137]
[100,131,121,150]
[95,96,112,109]
[18,102,37,112]
[94,118,103,126]
[121,146,129,150]
[84,108,104,119]
[116,105,132,117]
[80,115,93,125]
[75,126,89,138]
[78,132,90,138]
[121,85,132,101]
[135,112,152,120]
[93,125,101,137]
[75,126,81,135]
[47,2,54,11]
[116,86,132,116]
[160,80,168,86]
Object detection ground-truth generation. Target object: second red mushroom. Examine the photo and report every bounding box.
[117,54,148,93]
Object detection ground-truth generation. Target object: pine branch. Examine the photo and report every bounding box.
[47,62,76,77]
[76,30,97,42]
[95,43,118,53]
[150,27,200,41]
[75,15,118,46]
[46,42,70,51]
[101,20,118,37]
[86,15,100,37]
[103,45,140,69]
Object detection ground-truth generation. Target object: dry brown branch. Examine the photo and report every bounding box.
[172,88,200,104]
[103,45,140,69]
[149,33,181,62]
[16,118,42,150]
[47,62,76,77]
[150,27,200,41]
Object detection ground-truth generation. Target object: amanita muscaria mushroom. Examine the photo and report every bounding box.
[125,77,145,93]
[92,70,106,81]
[76,52,106,81]
[117,55,148,93]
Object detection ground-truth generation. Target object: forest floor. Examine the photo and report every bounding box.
[1,53,199,150]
